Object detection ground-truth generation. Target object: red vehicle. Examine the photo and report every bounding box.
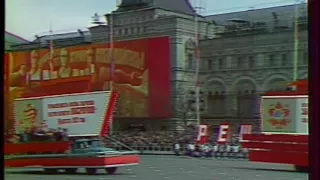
[241,80,308,171]
[5,138,139,174]
[4,91,140,175]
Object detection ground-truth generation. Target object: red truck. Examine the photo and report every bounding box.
[4,91,140,175]
[241,80,308,171]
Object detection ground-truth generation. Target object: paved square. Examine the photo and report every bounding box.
[5,155,308,180]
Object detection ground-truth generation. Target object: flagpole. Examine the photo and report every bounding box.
[108,12,114,135]
[109,13,114,91]
[194,2,201,127]
[49,21,54,79]
[293,1,299,82]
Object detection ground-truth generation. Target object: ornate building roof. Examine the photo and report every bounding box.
[116,0,196,15]
[206,3,307,28]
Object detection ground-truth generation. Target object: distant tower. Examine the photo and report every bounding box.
[91,13,106,25]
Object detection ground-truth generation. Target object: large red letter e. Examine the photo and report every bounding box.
[217,124,229,144]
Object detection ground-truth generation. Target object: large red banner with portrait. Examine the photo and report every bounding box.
[5,37,171,132]
[4,53,11,132]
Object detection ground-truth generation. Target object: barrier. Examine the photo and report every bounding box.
[241,134,308,167]
[109,145,249,159]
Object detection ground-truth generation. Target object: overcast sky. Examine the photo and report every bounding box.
[6,0,299,41]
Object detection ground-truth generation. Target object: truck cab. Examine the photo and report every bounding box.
[71,138,119,155]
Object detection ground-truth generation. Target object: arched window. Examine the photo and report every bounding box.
[185,39,195,70]
[235,80,257,118]
[218,58,223,69]
[188,54,194,69]
[207,83,226,116]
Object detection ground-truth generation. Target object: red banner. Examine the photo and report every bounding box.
[5,37,171,132]
[4,53,9,93]
[4,53,11,133]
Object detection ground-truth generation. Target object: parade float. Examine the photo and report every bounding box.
[240,80,308,171]
[3,36,170,174]
[4,91,140,175]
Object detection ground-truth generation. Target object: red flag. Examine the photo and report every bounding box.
[48,30,54,76]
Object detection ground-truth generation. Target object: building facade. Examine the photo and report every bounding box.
[198,3,308,131]
[9,0,308,131]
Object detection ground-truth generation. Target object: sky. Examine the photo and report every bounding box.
[5,0,300,41]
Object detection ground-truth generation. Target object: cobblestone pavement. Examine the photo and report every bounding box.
[5,155,308,180]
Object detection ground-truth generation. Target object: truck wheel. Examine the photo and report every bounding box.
[65,168,77,174]
[294,166,308,172]
[86,168,97,175]
[105,167,117,174]
[44,168,58,174]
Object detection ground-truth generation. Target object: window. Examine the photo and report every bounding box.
[188,54,194,69]
[130,28,134,34]
[137,27,141,33]
[118,29,122,36]
[124,28,128,35]
[143,26,148,32]
[248,56,255,68]
[218,58,223,70]
[281,53,288,66]
[208,60,213,70]
[268,54,276,66]
[302,51,308,65]
[237,57,244,69]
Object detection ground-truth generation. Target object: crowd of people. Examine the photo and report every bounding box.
[5,127,69,143]
[107,128,242,148]
[104,129,246,158]
[108,131,177,147]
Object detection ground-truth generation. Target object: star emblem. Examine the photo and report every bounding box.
[268,102,291,129]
